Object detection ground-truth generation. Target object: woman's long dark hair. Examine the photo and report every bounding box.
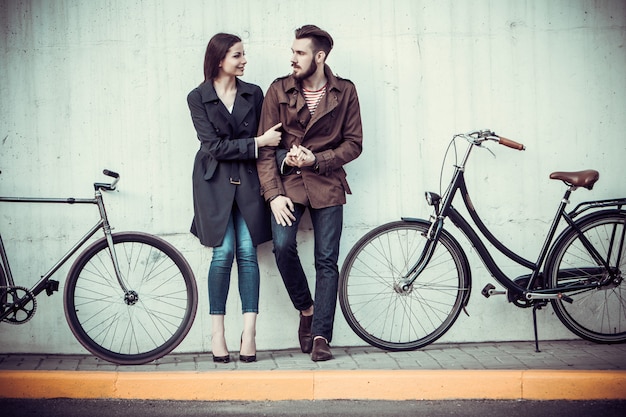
[203,33,242,81]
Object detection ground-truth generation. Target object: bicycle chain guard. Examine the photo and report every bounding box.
[0,285,37,324]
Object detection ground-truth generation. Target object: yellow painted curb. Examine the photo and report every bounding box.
[522,370,626,400]
[1,370,625,401]
[0,371,117,399]
[114,371,313,401]
[314,370,523,400]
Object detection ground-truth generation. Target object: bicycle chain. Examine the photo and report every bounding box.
[0,285,37,324]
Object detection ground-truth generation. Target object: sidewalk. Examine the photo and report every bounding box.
[1,340,626,401]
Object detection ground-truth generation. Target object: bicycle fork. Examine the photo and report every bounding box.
[95,191,138,305]
[397,217,444,292]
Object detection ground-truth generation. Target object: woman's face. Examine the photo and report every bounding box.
[219,41,247,77]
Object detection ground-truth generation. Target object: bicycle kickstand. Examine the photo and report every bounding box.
[532,301,548,353]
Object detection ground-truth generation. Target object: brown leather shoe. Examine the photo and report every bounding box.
[311,337,333,362]
[298,314,313,353]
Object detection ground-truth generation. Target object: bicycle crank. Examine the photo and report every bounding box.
[0,285,37,324]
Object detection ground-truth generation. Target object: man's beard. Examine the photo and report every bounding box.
[293,59,317,81]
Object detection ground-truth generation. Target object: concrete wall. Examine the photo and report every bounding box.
[1,0,625,355]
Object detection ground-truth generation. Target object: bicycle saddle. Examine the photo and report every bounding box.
[549,169,599,190]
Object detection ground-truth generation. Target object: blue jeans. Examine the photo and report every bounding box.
[208,205,260,315]
[271,204,343,342]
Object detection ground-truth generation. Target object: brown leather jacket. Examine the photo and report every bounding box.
[256,65,363,208]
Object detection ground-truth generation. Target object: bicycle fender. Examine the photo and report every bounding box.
[400,217,473,308]
[545,209,626,276]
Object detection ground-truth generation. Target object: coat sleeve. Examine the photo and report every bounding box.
[187,88,257,161]
[256,82,286,200]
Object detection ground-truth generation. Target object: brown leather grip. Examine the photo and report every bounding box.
[498,136,525,150]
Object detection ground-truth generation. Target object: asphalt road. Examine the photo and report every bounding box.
[2,399,625,417]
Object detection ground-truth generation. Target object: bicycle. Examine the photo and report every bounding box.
[0,170,198,365]
[339,130,626,352]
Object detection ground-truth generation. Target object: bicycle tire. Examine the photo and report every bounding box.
[64,232,198,364]
[0,263,6,315]
[339,220,470,351]
[546,210,626,343]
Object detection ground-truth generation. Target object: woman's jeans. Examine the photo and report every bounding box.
[208,205,259,315]
[271,204,343,343]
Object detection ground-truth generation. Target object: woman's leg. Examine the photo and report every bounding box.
[240,312,257,357]
[211,314,228,357]
[208,212,236,357]
[232,205,259,356]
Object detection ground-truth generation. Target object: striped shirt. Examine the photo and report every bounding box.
[303,83,327,115]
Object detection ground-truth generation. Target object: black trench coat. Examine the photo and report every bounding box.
[188,79,272,247]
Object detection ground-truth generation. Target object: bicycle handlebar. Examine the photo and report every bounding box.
[462,130,526,151]
[496,135,526,151]
[94,169,120,191]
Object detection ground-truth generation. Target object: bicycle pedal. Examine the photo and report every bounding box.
[45,279,59,296]
[481,283,506,298]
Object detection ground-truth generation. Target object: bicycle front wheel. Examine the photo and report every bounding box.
[546,210,626,343]
[339,220,470,351]
[64,232,198,364]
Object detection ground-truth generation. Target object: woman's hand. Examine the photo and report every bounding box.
[256,123,282,147]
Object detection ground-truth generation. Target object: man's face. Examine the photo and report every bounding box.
[291,38,317,81]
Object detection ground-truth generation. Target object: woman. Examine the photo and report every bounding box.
[188,33,281,363]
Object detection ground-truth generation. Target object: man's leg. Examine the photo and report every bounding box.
[309,205,343,361]
[271,204,315,352]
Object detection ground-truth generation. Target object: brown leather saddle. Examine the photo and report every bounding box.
[549,169,599,190]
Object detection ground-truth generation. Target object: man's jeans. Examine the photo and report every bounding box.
[271,204,343,342]
[208,205,260,315]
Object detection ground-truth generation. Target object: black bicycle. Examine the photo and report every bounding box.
[339,130,626,352]
[0,170,198,364]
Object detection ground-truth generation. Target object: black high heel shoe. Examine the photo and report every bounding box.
[212,354,231,363]
[239,353,256,363]
[239,334,256,363]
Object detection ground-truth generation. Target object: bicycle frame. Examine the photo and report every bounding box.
[0,186,129,322]
[404,139,625,301]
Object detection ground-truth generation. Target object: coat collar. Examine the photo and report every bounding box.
[197,78,256,130]
[198,78,257,103]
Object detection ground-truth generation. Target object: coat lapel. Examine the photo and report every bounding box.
[199,79,255,138]
[309,65,340,126]
[231,80,255,130]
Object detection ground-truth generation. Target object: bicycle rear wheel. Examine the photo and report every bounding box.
[546,210,626,343]
[64,232,198,364]
[339,220,470,351]
[0,263,7,316]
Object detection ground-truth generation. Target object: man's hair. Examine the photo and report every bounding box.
[295,25,334,57]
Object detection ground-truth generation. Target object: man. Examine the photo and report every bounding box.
[256,25,363,361]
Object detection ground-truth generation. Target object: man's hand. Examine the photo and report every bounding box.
[270,195,296,226]
[285,145,316,168]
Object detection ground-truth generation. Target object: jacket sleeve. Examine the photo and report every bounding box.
[256,82,286,200]
[315,83,363,176]
[187,88,257,161]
